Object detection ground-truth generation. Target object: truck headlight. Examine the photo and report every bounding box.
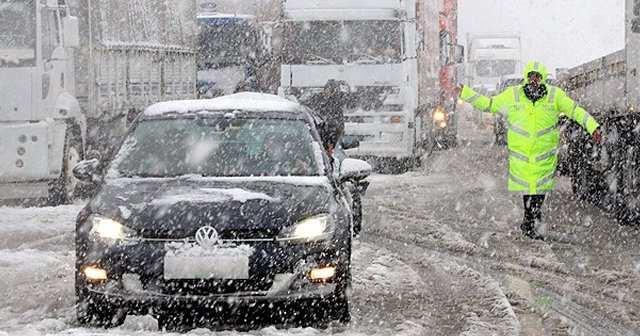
[278,214,333,243]
[90,216,136,240]
[433,109,446,121]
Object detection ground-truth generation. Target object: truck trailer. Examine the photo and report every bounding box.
[559,0,640,223]
[0,0,197,204]
[276,0,462,172]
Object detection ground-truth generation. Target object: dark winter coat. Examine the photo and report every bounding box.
[307,92,347,148]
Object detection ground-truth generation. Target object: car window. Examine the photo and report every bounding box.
[108,118,323,178]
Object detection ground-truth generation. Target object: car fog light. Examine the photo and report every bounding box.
[439,121,448,128]
[84,266,107,281]
[309,266,336,282]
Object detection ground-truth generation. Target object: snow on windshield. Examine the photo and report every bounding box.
[107,117,323,178]
[0,0,35,62]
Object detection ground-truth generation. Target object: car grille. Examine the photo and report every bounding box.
[139,228,280,243]
[143,276,274,296]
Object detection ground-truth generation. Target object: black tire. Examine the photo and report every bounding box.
[48,125,83,205]
[570,170,596,202]
[377,158,411,174]
[352,190,363,236]
[76,297,126,328]
[157,310,197,332]
[622,147,640,224]
[326,234,352,323]
[327,255,351,323]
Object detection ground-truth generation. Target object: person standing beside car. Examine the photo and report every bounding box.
[307,79,348,157]
[455,61,602,239]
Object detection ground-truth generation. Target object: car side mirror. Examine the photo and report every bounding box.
[339,158,372,182]
[73,159,100,183]
[341,135,360,150]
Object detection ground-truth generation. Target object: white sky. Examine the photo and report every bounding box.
[458,0,625,74]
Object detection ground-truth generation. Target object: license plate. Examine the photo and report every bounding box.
[163,246,250,280]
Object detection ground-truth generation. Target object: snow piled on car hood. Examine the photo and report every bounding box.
[150,187,280,206]
[144,92,302,116]
[105,175,332,189]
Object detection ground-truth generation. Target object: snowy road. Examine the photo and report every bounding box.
[1,107,640,335]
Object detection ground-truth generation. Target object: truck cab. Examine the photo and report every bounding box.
[0,0,82,203]
[278,0,432,171]
[196,13,262,98]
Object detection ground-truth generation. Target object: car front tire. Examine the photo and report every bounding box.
[76,296,126,328]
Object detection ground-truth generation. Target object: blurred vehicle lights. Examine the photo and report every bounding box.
[84,266,107,281]
[309,266,336,281]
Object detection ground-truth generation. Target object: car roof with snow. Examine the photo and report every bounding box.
[142,93,306,118]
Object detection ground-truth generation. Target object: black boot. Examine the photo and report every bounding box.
[522,195,545,240]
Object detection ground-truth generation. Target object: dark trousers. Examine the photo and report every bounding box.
[523,195,545,224]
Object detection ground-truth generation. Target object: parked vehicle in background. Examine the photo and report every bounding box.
[465,33,521,127]
[0,0,196,204]
[73,93,371,330]
[195,0,281,98]
[558,0,640,223]
[465,33,522,96]
[276,0,462,173]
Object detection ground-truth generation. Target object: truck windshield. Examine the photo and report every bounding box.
[0,0,35,65]
[196,18,258,70]
[283,20,402,65]
[474,60,518,77]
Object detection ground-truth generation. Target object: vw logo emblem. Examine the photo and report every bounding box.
[195,226,219,249]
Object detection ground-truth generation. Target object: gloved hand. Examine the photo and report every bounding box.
[453,84,463,99]
[592,127,602,144]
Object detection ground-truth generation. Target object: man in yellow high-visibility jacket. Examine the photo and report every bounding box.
[458,61,602,239]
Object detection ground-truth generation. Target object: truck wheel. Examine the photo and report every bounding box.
[570,167,598,203]
[157,310,196,332]
[76,297,126,328]
[48,127,83,205]
[622,147,640,222]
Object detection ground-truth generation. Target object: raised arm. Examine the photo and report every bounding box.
[458,85,505,114]
[556,89,602,142]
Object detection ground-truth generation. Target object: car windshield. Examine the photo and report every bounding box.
[196,18,259,69]
[109,117,323,178]
[283,20,402,65]
[0,0,36,64]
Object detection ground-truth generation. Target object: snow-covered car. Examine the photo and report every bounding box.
[72,93,372,330]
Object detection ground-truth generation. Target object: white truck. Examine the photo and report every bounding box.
[0,0,196,204]
[465,33,522,96]
[195,0,277,97]
[277,0,461,172]
[558,0,640,223]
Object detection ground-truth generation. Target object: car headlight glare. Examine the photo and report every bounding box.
[279,214,332,243]
[91,216,135,240]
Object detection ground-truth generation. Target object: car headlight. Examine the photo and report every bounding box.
[278,214,333,243]
[90,216,136,240]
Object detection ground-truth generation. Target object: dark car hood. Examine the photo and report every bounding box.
[90,177,334,239]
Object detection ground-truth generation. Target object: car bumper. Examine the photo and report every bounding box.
[84,275,337,311]
[77,239,347,311]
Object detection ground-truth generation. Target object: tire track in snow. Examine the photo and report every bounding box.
[358,233,519,336]
[360,231,636,336]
